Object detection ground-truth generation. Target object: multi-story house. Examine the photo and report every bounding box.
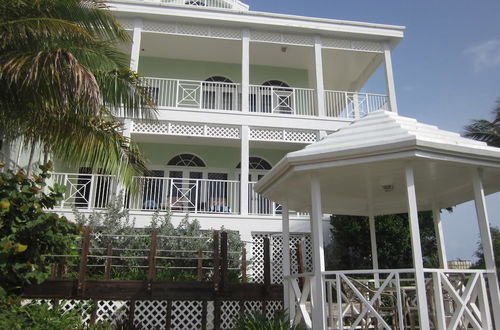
[3,0,403,266]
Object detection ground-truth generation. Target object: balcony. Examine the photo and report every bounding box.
[51,173,288,217]
[143,77,389,119]
[160,0,244,10]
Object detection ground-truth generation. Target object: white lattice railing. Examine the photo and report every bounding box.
[161,0,237,9]
[128,176,240,214]
[285,269,496,330]
[249,85,316,116]
[144,77,242,111]
[325,90,389,119]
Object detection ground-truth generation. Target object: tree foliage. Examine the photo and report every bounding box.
[472,226,500,277]
[326,211,440,270]
[463,99,500,147]
[0,0,156,181]
[0,163,79,296]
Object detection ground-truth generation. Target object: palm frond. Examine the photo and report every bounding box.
[463,119,500,147]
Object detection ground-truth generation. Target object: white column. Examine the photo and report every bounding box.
[472,168,500,329]
[240,126,249,215]
[282,203,295,321]
[130,19,143,72]
[404,166,430,330]
[314,36,326,117]
[241,29,250,113]
[368,213,380,285]
[383,43,398,113]
[310,174,327,330]
[432,204,448,269]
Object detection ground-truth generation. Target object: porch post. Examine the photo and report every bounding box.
[432,203,448,269]
[130,19,143,72]
[383,43,398,113]
[314,36,326,118]
[282,203,295,321]
[404,165,430,330]
[240,126,249,215]
[472,168,500,329]
[368,213,380,285]
[241,29,250,113]
[310,174,327,330]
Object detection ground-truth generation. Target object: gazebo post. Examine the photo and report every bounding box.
[310,174,327,330]
[281,203,295,322]
[472,168,500,329]
[405,166,431,330]
[368,212,380,287]
[432,203,448,269]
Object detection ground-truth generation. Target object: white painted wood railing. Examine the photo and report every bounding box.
[248,85,317,116]
[285,268,496,330]
[161,0,237,9]
[248,182,282,215]
[325,90,389,119]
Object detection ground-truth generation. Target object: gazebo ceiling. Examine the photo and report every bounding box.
[254,110,500,215]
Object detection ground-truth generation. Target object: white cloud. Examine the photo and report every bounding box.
[464,40,500,72]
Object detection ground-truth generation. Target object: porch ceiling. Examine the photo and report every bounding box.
[254,111,500,215]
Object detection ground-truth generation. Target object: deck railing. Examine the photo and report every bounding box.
[248,182,282,215]
[161,0,237,9]
[286,268,496,330]
[143,77,388,118]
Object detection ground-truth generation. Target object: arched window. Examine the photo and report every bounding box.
[250,80,293,114]
[236,157,272,170]
[167,154,206,167]
[202,76,236,110]
[262,80,290,88]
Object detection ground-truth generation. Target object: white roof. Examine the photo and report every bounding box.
[254,110,500,215]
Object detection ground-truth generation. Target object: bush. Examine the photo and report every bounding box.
[0,299,110,330]
[0,163,80,295]
[235,310,305,330]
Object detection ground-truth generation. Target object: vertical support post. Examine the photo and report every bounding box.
[240,125,249,215]
[148,230,158,288]
[314,36,326,117]
[432,204,448,269]
[130,19,143,72]
[296,242,305,288]
[220,232,228,290]
[472,168,500,329]
[241,247,247,283]
[404,165,430,330]
[352,93,361,119]
[197,249,203,282]
[78,227,91,297]
[310,174,327,330]
[104,244,113,280]
[282,204,295,321]
[432,272,446,330]
[212,231,221,330]
[368,213,380,287]
[383,43,398,113]
[263,236,271,316]
[241,29,250,113]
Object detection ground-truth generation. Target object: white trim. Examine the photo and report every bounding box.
[432,204,448,269]
[314,36,325,118]
[383,43,398,113]
[240,125,249,215]
[241,29,250,113]
[130,19,143,71]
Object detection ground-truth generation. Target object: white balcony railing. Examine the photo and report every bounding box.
[161,0,237,9]
[325,90,389,119]
[248,182,282,215]
[248,85,317,116]
[287,268,495,330]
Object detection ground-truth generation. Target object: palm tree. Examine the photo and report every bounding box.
[463,99,500,147]
[0,0,156,182]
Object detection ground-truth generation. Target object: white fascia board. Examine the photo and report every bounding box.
[108,1,404,42]
[152,108,352,131]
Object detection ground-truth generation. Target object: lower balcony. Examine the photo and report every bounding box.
[50,173,288,217]
[144,77,389,119]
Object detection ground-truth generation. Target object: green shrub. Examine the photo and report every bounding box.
[235,310,306,330]
[0,163,80,295]
[0,299,111,330]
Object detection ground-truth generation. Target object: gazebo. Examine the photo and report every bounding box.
[254,110,500,330]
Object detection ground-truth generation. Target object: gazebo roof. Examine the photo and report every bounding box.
[254,110,500,215]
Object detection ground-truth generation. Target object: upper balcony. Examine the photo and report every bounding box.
[160,0,249,10]
[144,76,388,119]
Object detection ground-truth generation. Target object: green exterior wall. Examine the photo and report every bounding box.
[138,57,310,88]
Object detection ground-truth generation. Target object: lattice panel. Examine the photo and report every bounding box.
[250,128,283,141]
[142,21,241,40]
[95,300,129,326]
[221,301,240,329]
[206,125,240,139]
[59,300,93,324]
[251,31,313,46]
[266,300,283,320]
[171,301,203,329]
[120,19,134,31]
[207,301,215,330]
[322,37,383,53]
[270,234,312,284]
[250,233,266,283]
[170,123,205,136]
[244,300,263,313]
[133,300,168,329]
[133,122,169,134]
[284,130,317,143]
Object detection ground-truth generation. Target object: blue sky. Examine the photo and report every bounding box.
[245,0,500,260]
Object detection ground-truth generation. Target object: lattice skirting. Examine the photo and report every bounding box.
[23,299,283,329]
